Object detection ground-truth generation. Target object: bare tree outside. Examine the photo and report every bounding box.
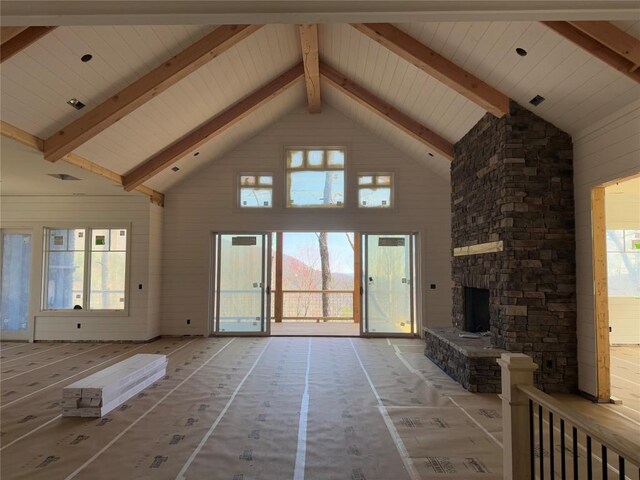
[317,170,335,319]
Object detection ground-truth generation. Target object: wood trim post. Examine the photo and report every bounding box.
[353,232,361,324]
[497,353,538,480]
[274,231,284,323]
[592,186,611,402]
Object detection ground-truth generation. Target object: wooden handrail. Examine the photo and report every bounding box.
[518,384,640,466]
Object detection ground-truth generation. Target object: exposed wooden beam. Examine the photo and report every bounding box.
[298,24,321,113]
[3,1,638,25]
[569,21,640,71]
[0,121,164,206]
[0,26,56,63]
[351,23,509,117]
[43,24,263,163]
[320,61,454,160]
[543,21,640,83]
[1,27,28,44]
[123,63,305,191]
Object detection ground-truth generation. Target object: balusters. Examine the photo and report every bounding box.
[573,427,578,480]
[587,435,593,479]
[560,419,566,479]
[530,399,535,480]
[549,411,555,480]
[540,404,545,480]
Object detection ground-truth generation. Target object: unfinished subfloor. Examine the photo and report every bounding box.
[0,338,637,479]
[609,345,640,423]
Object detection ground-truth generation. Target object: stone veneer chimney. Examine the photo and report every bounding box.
[451,100,577,393]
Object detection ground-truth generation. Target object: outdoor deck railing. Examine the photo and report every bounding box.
[498,353,640,480]
[280,289,354,321]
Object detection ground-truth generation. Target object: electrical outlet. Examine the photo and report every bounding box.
[77,323,81,329]
[138,284,143,290]
[430,284,436,289]
[186,319,191,325]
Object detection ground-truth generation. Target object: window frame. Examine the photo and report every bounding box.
[41,224,131,314]
[284,147,347,209]
[237,173,275,209]
[357,172,395,209]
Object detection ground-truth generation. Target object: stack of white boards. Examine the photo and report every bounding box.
[62,354,167,417]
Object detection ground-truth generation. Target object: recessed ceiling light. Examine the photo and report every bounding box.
[67,98,86,110]
[47,173,81,181]
[171,166,180,172]
[529,95,545,106]
[516,48,528,57]
[81,54,93,63]
[193,152,200,156]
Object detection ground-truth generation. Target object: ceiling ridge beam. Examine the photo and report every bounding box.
[542,21,640,83]
[43,24,264,163]
[351,23,509,117]
[298,24,321,113]
[122,62,305,191]
[0,121,164,206]
[0,26,57,63]
[319,61,453,160]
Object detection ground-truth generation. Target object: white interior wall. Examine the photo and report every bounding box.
[0,195,160,341]
[147,202,164,339]
[160,105,452,336]
[605,177,640,345]
[573,100,640,396]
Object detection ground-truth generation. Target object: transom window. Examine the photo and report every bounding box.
[286,148,345,208]
[239,174,273,208]
[358,173,393,208]
[43,228,128,311]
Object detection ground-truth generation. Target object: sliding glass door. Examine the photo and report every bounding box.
[361,233,416,336]
[0,230,33,341]
[211,233,271,335]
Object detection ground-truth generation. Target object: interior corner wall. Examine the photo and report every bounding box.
[573,100,640,397]
[0,195,159,342]
[160,105,452,336]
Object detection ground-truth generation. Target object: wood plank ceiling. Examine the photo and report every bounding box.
[1,20,639,194]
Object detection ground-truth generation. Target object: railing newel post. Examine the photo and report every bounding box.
[498,353,538,480]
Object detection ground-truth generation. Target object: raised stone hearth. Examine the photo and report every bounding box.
[424,327,506,393]
[425,100,577,394]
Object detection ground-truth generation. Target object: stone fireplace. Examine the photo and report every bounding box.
[425,100,578,394]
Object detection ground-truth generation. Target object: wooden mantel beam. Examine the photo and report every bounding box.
[351,23,509,117]
[298,24,321,113]
[0,121,164,206]
[0,26,57,63]
[43,24,263,163]
[123,62,305,191]
[320,61,454,160]
[543,21,640,83]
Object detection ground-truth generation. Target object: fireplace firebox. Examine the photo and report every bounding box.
[463,287,490,333]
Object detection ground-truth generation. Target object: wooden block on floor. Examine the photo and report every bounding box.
[62,354,167,418]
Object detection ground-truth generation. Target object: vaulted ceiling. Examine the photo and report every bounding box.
[2,19,639,200]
